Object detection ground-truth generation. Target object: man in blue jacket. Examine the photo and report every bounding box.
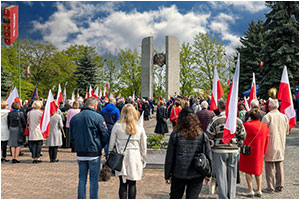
[101,97,120,157]
[70,97,109,199]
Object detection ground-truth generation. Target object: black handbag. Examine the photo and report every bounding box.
[240,123,262,155]
[105,135,131,172]
[194,133,211,177]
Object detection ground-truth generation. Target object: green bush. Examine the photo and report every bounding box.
[147,134,168,149]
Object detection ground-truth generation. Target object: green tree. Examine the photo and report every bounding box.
[74,47,99,96]
[117,49,141,98]
[192,33,229,94]
[103,52,120,97]
[180,42,198,96]
[237,20,265,97]
[1,65,12,98]
[260,1,299,99]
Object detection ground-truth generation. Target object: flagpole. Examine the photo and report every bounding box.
[18,39,21,99]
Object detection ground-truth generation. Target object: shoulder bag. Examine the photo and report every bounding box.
[105,134,132,172]
[240,123,262,155]
[193,133,211,177]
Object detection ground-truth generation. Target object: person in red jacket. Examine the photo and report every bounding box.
[239,109,269,198]
[169,101,182,127]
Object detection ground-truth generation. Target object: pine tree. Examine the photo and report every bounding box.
[1,65,12,99]
[261,1,299,99]
[237,20,265,97]
[74,47,99,96]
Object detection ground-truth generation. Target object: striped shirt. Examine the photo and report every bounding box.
[206,112,246,153]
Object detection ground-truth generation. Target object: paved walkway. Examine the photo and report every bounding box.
[1,115,299,199]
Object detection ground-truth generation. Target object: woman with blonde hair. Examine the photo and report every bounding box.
[108,104,147,199]
[1,101,10,162]
[27,100,44,163]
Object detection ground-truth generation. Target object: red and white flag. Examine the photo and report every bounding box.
[248,73,257,106]
[63,86,67,103]
[104,87,108,98]
[210,67,224,111]
[71,90,75,104]
[26,64,30,78]
[106,83,110,91]
[244,96,250,112]
[88,85,93,98]
[6,87,21,110]
[99,89,103,98]
[56,84,63,104]
[277,66,296,129]
[94,86,99,98]
[138,111,144,127]
[223,53,240,145]
[40,90,57,139]
[109,92,114,99]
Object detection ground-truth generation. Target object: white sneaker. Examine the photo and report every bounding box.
[209,178,217,194]
[241,190,255,197]
[255,190,262,197]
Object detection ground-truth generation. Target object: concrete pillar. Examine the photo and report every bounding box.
[141,36,153,98]
[165,36,180,99]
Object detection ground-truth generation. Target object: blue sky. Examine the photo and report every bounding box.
[1,1,270,55]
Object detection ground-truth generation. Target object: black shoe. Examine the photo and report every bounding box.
[12,159,17,163]
[262,188,275,194]
[1,158,9,162]
[37,160,42,163]
[15,160,20,163]
[32,160,38,164]
[54,159,59,162]
[40,154,43,156]
[275,187,283,192]
[19,152,24,156]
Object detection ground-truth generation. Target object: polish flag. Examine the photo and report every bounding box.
[106,83,110,91]
[138,111,144,127]
[94,86,99,98]
[99,89,103,98]
[6,87,21,110]
[248,73,257,106]
[88,85,93,98]
[104,87,108,98]
[210,67,224,111]
[244,96,250,111]
[71,90,75,105]
[277,66,296,129]
[260,61,264,67]
[222,53,240,145]
[63,86,67,103]
[26,64,30,78]
[40,90,57,139]
[109,92,114,99]
[56,84,63,104]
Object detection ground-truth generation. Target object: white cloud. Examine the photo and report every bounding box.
[209,13,240,55]
[33,3,210,55]
[224,1,266,13]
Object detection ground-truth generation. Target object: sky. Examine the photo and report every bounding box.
[1,1,271,56]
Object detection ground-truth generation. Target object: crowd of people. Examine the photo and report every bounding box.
[1,92,298,199]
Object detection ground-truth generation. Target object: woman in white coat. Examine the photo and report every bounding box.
[1,101,10,162]
[109,104,147,199]
[46,111,63,162]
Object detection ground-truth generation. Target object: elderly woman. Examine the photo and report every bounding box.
[1,101,10,162]
[27,100,44,163]
[239,109,269,197]
[47,110,63,162]
[7,101,26,163]
[109,104,147,199]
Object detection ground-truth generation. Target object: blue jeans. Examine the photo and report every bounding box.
[77,157,101,199]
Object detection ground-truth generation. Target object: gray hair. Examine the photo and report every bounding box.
[217,98,226,110]
[250,99,259,109]
[65,99,72,106]
[268,98,279,109]
[109,97,116,104]
[201,101,208,109]
[85,97,98,107]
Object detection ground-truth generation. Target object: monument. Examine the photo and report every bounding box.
[141,36,180,100]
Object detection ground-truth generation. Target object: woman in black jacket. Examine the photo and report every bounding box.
[7,101,26,163]
[164,107,212,199]
[154,100,169,135]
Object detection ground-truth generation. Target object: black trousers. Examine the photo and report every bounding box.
[170,177,204,199]
[119,176,136,199]
[48,146,58,161]
[1,141,8,158]
[29,140,42,159]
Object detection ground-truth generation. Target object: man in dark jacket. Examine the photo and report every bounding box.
[196,101,216,132]
[69,97,109,199]
[101,97,120,157]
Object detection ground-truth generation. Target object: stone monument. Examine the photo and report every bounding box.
[141,36,180,99]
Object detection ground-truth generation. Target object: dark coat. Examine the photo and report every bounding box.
[142,102,151,117]
[69,107,109,157]
[154,106,169,134]
[165,131,212,180]
[196,108,216,132]
[101,103,120,134]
